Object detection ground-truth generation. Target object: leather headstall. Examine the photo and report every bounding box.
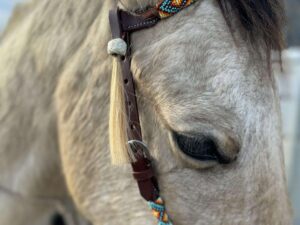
[108,9,161,202]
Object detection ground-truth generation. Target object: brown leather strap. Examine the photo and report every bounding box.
[109,9,159,201]
[133,168,155,181]
[119,10,160,32]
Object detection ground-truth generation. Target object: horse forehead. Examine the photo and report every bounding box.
[130,0,231,67]
[129,0,262,100]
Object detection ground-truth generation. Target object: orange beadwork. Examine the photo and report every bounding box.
[148,198,173,225]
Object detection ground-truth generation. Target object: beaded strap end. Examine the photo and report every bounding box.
[148,198,173,225]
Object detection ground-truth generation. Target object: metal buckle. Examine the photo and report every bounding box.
[128,140,151,159]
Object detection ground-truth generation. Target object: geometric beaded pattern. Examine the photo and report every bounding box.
[156,0,198,18]
[148,198,173,225]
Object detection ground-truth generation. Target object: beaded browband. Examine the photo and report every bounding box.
[107,0,198,224]
[155,0,197,18]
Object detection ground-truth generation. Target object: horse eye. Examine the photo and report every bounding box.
[172,132,230,164]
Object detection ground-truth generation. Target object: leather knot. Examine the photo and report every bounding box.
[107,38,127,56]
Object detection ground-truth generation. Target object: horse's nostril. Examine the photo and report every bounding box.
[173,132,232,164]
[50,213,66,225]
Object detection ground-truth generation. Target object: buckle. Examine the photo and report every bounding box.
[128,140,151,160]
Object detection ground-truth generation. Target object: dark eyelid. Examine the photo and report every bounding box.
[172,132,218,161]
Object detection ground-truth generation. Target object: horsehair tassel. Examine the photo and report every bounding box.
[107,38,127,56]
[156,0,198,18]
[148,197,173,225]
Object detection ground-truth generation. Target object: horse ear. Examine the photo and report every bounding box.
[109,58,136,165]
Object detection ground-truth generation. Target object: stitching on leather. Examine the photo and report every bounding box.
[127,19,158,29]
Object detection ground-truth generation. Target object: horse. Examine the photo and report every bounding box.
[0,0,292,224]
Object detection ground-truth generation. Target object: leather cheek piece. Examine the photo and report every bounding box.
[133,168,155,181]
[109,9,160,202]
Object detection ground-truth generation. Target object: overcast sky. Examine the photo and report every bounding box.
[0,0,23,31]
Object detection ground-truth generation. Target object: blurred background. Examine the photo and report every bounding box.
[275,1,300,225]
[0,0,23,32]
[0,0,299,224]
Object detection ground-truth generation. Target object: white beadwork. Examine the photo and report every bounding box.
[107,38,127,56]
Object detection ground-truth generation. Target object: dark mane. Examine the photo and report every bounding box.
[217,0,285,52]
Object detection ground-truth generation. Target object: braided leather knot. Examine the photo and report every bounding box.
[107,38,127,56]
